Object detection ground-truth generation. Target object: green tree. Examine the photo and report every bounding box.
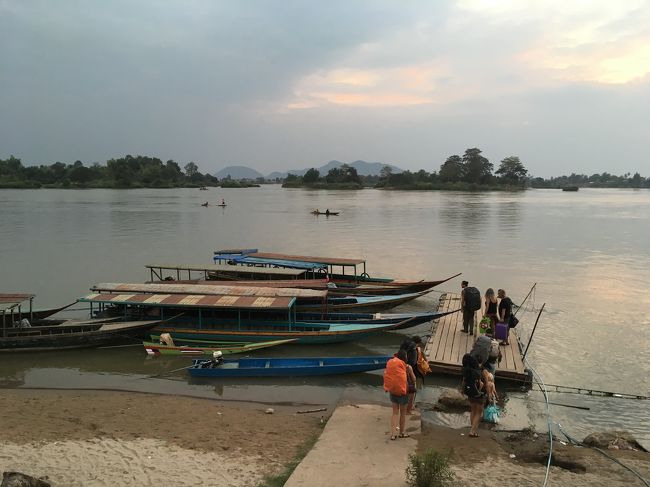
[303,168,320,184]
[184,162,199,178]
[438,155,463,182]
[495,156,528,184]
[462,148,493,184]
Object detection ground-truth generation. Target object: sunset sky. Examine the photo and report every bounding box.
[1,0,649,177]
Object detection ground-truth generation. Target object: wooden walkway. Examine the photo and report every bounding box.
[423,293,529,383]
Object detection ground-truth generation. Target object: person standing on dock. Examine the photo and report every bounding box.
[461,280,481,335]
[497,289,513,345]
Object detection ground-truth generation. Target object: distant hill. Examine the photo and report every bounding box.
[215,166,264,180]
[274,160,403,178]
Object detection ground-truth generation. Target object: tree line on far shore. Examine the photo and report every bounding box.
[0,155,226,189]
[283,148,650,190]
[284,148,529,190]
[2,151,648,190]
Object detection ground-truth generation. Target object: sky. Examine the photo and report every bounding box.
[1,0,649,178]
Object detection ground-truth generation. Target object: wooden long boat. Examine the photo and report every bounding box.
[0,319,161,352]
[211,249,459,285]
[188,355,392,377]
[295,290,432,312]
[1,294,75,324]
[143,337,295,356]
[77,292,409,344]
[155,273,461,296]
[293,309,459,328]
[151,321,404,345]
[90,283,430,312]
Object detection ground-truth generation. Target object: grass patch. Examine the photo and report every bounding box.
[406,448,455,487]
[256,419,327,487]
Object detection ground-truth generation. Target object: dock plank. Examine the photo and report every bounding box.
[425,292,529,384]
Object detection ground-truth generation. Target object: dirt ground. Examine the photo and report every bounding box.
[419,423,650,486]
[0,389,322,486]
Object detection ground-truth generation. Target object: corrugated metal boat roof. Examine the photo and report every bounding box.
[92,282,327,298]
[167,279,330,289]
[214,255,327,270]
[146,263,307,276]
[0,294,34,312]
[212,251,366,266]
[78,293,295,310]
[249,252,365,266]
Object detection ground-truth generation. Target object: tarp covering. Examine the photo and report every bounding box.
[78,293,295,310]
[213,254,328,270]
[92,282,327,298]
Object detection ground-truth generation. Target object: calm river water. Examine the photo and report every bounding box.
[1,187,649,445]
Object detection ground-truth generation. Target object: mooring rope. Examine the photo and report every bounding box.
[524,360,553,487]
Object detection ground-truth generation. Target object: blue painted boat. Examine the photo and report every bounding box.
[188,355,392,377]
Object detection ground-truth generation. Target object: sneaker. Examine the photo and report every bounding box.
[460,330,468,333]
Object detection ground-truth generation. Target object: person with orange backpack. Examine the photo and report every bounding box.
[383,349,415,440]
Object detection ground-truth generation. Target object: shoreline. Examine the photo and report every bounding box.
[1,389,648,486]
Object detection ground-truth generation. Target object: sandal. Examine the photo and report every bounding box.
[469,433,479,438]
[390,435,397,441]
[398,433,410,438]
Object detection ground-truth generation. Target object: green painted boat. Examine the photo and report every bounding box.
[143,337,295,356]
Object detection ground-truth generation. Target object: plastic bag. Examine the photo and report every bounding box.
[483,404,501,423]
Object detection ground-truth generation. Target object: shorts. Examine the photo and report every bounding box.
[468,395,485,405]
[390,393,409,405]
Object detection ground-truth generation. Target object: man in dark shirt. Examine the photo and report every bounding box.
[497,289,513,345]
[460,280,478,335]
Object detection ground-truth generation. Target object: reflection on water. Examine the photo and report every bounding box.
[1,187,649,444]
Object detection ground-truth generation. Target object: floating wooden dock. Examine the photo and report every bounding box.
[424,293,529,384]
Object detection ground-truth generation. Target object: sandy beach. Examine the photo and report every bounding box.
[0,389,322,486]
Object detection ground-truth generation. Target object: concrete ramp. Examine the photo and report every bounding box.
[285,404,418,487]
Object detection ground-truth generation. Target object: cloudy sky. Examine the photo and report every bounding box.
[1,0,649,177]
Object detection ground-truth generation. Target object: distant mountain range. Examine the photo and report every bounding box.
[216,160,403,180]
[214,165,265,180]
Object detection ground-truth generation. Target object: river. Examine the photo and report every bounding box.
[1,186,648,445]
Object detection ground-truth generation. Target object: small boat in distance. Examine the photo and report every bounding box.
[311,210,339,216]
[199,186,208,190]
[188,355,392,377]
[562,186,579,191]
[201,202,209,207]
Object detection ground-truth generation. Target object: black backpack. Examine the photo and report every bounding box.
[464,287,481,311]
[400,339,418,369]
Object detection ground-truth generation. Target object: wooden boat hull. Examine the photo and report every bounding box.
[296,290,432,312]
[0,319,160,352]
[143,338,295,356]
[152,321,401,344]
[294,309,458,328]
[188,355,392,377]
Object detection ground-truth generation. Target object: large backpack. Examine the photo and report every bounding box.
[383,357,407,396]
[470,335,492,365]
[463,287,481,311]
[416,348,431,376]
